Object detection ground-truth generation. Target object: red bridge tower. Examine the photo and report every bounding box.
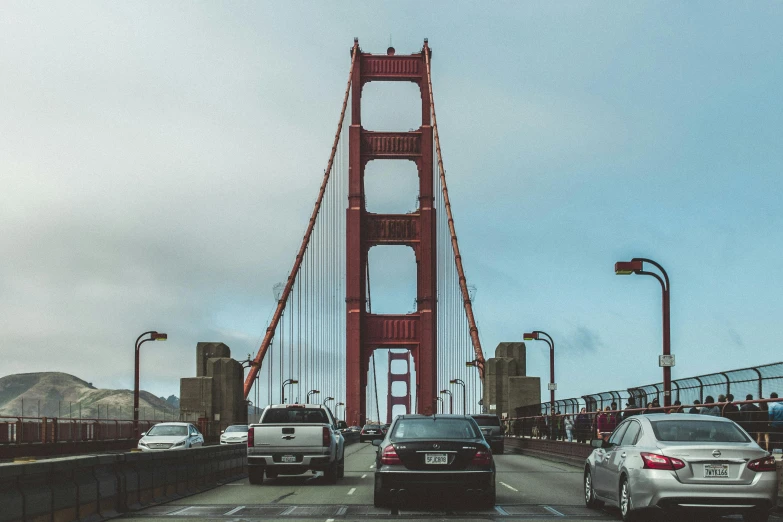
[346,42,436,426]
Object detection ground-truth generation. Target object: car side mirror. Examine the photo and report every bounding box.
[337,420,348,430]
[220,430,225,434]
[371,439,382,447]
[141,432,147,437]
[590,439,604,448]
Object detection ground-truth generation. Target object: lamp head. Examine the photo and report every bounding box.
[439,389,448,394]
[151,332,168,341]
[615,260,643,275]
[290,379,299,384]
[449,379,457,384]
[523,332,538,340]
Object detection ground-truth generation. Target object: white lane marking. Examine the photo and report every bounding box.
[326,519,335,522]
[223,483,244,486]
[499,481,518,492]
[543,505,565,516]
[167,507,192,515]
[369,464,375,468]
[495,506,510,515]
[347,487,356,495]
[361,474,367,479]
[223,506,245,515]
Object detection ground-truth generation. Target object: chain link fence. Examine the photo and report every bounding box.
[518,362,783,416]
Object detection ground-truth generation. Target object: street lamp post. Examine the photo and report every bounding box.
[306,389,320,403]
[281,379,298,403]
[336,402,345,421]
[435,396,444,413]
[323,396,335,406]
[523,331,555,428]
[439,389,453,414]
[450,379,466,415]
[134,331,167,438]
[615,257,672,407]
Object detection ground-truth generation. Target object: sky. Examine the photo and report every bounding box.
[2,2,782,410]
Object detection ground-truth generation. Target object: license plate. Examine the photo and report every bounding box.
[425,453,448,465]
[281,455,296,463]
[703,464,729,478]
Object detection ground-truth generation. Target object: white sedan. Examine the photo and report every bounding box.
[138,422,204,451]
[220,424,249,445]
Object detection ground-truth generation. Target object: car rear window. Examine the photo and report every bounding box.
[650,420,751,443]
[261,408,329,424]
[363,424,381,429]
[391,418,480,440]
[471,416,501,427]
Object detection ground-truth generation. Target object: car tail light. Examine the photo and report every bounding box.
[381,445,401,465]
[471,449,492,466]
[322,426,330,447]
[748,456,777,472]
[247,428,254,448]
[641,452,685,470]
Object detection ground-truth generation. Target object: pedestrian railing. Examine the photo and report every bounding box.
[0,415,161,445]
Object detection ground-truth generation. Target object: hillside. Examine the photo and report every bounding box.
[0,372,178,420]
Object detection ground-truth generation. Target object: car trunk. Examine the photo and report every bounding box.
[658,442,765,485]
[392,440,483,471]
[253,425,324,450]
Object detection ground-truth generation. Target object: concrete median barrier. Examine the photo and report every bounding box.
[0,444,246,522]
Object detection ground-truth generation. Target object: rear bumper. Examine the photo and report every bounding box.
[248,453,333,471]
[629,469,778,514]
[376,469,494,492]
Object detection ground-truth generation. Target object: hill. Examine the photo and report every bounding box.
[0,372,178,420]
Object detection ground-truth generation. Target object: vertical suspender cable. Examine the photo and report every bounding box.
[424,43,486,379]
[243,41,359,398]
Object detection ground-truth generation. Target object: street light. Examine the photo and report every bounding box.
[306,389,320,403]
[450,378,466,415]
[134,331,167,438]
[523,331,555,426]
[435,396,444,413]
[281,379,298,403]
[323,396,335,406]
[615,257,672,407]
[335,402,345,420]
[439,389,453,414]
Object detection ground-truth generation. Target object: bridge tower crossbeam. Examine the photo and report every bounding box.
[345,41,436,427]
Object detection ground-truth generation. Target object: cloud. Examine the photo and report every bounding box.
[561,326,605,354]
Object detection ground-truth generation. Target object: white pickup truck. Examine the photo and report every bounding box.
[247,403,345,484]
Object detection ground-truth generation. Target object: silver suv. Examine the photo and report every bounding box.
[470,414,504,454]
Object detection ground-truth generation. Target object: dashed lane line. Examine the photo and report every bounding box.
[543,505,565,516]
[347,488,356,495]
[361,474,367,479]
[499,481,518,492]
[223,506,244,515]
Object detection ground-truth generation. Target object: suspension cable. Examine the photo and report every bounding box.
[423,42,486,378]
[243,40,359,397]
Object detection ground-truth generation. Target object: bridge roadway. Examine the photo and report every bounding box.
[119,442,614,521]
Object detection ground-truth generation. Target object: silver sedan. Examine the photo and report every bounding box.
[583,413,777,522]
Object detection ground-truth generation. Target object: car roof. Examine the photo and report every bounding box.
[469,414,499,418]
[396,414,473,420]
[150,422,190,426]
[268,404,324,408]
[628,413,734,423]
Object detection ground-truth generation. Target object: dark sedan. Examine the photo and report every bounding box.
[372,414,496,508]
[360,423,384,442]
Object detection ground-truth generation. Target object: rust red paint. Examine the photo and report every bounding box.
[345,41,437,427]
[387,351,411,424]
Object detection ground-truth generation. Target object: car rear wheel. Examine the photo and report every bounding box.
[479,485,496,508]
[743,511,769,522]
[324,458,340,484]
[584,469,602,508]
[373,477,389,508]
[619,477,637,522]
[248,467,264,485]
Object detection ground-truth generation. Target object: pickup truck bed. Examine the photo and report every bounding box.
[247,404,345,484]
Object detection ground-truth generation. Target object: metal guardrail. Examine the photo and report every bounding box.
[0,415,161,445]
[524,361,783,416]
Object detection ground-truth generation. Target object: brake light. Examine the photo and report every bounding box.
[322,426,330,447]
[471,449,492,466]
[748,456,777,472]
[381,445,401,465]
[247,427,254,448]
[641,452,685,470]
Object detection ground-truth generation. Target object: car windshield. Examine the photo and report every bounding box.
[471,416,501,427]
[261,408,329,424]
[650,420,751,443]
[146,425,188,437]
[391,418,480,440]
[225,425,248,433]
[363,424,381,429]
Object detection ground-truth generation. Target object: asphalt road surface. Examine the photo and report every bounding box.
[120,442,780,522]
